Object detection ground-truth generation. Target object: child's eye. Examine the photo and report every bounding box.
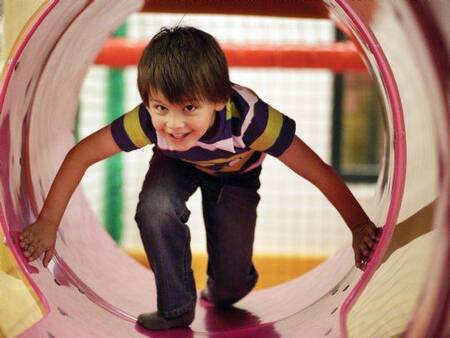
[184,105,197,113]
[154,105,167,113]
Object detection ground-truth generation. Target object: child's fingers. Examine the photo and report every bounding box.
[358,241,370,257]
[24,242,42,261]
[20,228,33,238]
[19,232,32,245]
[365,224,378,240]
[363,235,375,249]
[354,251,364,269]
[29,247,43,261]
[360,259,368,271]
[43,248,55,267]
[23,243,35,258]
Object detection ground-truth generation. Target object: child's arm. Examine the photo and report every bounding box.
[278,135,381,269]
[19,125,121,267]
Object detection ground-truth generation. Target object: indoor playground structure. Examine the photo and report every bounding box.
[0,0,449,337]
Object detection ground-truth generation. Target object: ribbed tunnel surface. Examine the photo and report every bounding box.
[0,0,448,337]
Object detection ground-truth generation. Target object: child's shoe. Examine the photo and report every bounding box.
[137,308,195,330]
[200,288,234,308]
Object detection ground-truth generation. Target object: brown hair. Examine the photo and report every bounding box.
[137,26,232,106]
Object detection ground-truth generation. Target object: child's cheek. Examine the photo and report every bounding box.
[151,117,164,131]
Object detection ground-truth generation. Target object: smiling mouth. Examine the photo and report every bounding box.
[168,132,191,140]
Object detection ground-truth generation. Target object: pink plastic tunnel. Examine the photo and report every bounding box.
[0,0,449,337]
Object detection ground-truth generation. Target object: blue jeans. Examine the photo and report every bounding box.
[135,149,261,318]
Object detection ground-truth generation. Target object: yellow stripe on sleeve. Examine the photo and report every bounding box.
[250,106,283,151]
[123,106,151,148]
[227,101,240,120]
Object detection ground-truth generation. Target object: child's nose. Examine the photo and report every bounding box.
[166,113,184,129]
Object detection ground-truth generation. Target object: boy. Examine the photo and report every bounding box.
[19,26,380,330]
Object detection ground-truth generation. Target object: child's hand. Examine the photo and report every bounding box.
[19,219,57,267]
[351,222,381,270]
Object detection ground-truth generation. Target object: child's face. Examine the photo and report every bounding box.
[147,91,226,151]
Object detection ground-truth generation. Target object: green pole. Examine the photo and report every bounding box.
[104,23,127,243]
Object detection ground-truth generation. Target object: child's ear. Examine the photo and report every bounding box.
[214,102,227,111]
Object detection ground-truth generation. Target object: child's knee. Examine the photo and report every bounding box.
[136,196,168,225]
[135,192,190,233]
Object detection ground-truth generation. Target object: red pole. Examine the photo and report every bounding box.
[95,39,365,72]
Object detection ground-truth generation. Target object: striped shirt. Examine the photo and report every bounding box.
[111,83,296,175]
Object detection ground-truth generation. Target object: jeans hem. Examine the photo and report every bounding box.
[159,299,196,318]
